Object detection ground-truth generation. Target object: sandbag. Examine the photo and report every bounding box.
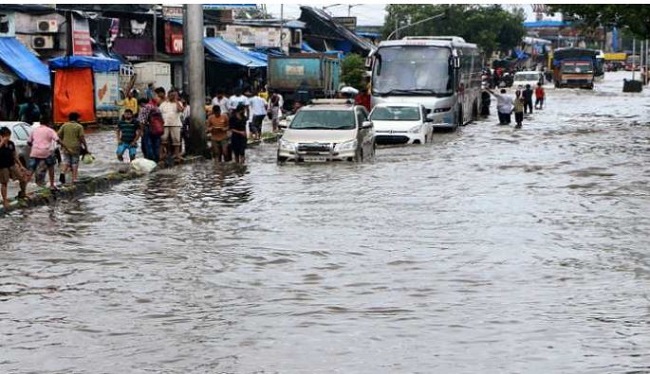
[130,158,158,173]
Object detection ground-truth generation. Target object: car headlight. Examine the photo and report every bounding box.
[279,138,296,151]
[335,139,357,152]
[409,125,422,133]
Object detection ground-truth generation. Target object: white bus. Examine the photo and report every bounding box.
[369,36,483,130]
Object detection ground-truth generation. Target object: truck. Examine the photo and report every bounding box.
[552,48,598,89]
[267,53,340,109]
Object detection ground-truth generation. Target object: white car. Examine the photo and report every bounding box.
[369,103,433,145]
[277,100,375,162]
[513,71,544,90]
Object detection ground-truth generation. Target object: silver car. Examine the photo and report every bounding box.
[0,121,33,167]
[277,101,375,162]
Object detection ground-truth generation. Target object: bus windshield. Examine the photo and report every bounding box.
[372,46,452,96]
[561,62,593,74]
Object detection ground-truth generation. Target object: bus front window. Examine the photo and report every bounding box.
[372,46,452,96]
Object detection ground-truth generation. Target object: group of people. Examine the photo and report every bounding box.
[204,87,285,164]
[486,82,546,128]
[0,112,88,209]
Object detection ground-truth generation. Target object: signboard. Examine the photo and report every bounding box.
[333,17,357,31]
[72,15,92,56]
[285,65,305,76]
[162,6,183,19]
[164,22,184,54]
[0,12,16,37]
[94,72,120,111]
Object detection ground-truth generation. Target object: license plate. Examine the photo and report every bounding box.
[303,156,328,162]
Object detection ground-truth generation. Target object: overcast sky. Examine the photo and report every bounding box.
[264,4,556,27]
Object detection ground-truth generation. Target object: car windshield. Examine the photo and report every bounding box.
[289,110,356,130]
[370,106,421,121]
[515,73,540,81]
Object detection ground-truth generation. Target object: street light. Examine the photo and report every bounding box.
[387,11,446,40]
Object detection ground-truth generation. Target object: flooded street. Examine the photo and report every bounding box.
[1,71,650,373]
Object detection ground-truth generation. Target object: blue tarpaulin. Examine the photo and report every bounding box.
[49,55,122,73]
[302,41,318,53]
[203,37,266,67]
[0,37,50,86]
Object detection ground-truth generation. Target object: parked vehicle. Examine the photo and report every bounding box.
[552,48,598,89]
[0,121,32,167]
[369,103,433,145]
[277,99,374,163]
[267,54,340,109]
[512,71,544,89]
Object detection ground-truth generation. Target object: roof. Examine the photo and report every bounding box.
[299,6,375,54]
[0,37,50,86]
[49,55,122,72]
[203,37,266,67]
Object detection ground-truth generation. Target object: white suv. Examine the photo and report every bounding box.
[277,100,375,162]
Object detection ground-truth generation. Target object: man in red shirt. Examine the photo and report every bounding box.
[355,88,371,112]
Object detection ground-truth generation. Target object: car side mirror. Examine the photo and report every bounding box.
[362,120,373,129]
[426,113,435,121]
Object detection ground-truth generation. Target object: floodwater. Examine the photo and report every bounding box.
[1,71,649,373]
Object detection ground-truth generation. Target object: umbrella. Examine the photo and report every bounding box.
[340,86,359,95]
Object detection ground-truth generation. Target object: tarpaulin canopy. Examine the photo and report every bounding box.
[203,37,266,68]
[0,37,50,86]
[49,55,122,73]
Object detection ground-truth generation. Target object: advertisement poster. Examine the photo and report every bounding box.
[94,72,120,111]
[72,15,92,56]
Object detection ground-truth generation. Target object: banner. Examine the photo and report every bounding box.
[72,15,92,56]
[94,72,120,111]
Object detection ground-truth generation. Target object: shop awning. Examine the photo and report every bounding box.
[0,37,50,86]
[49,55,122,73]
[0,63,18,86]
[203,37,266,68]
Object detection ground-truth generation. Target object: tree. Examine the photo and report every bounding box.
[382,4,526,57]
[341,54,367,91]
[547,5,650,40]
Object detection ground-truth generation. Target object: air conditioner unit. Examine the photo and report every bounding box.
[290,29,302,47]
[32,35,54,49]
[36,19,58,33]
[204,26,217,38]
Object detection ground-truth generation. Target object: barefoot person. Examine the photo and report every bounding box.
[27,114,61,189]
[57,112,88,184]
[206,105,230,163]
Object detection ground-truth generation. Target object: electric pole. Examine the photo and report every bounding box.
[185,4,207,156]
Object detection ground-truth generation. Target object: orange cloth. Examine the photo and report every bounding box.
[53,68,95,124]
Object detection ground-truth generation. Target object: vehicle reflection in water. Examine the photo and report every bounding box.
[1,72,650,373]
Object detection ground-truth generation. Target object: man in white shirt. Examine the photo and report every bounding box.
[228,88,249,119]
[158,90,184,163]
[211,89,230,115]
[248,90,268,140]
[487,88,513,125]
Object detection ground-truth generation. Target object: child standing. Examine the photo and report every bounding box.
[0,127,28,209]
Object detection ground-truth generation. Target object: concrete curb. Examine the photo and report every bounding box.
[0,156,204,216]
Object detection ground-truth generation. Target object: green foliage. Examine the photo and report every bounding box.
[341,54,367,91]
[547,5,650,39]
[382,4,527,57]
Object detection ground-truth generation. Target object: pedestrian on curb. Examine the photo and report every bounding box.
[268,90,283,133]
[27,113,61,189]
[211,89,230,117]
[229,103,248,165]
[116,109,141,163]
[513,89,525,129]
[180,94,191,155]
[534,83,545,110]
[206,105,229,163]
[248,90,267,141]
[523,84,534,114]
[57,112,88,184]
[159,90,184,164]
[486,88,514,125]
[0,126,29,209]
[228,88,250,119]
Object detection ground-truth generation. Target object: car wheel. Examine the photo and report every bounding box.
[276,152,287,163]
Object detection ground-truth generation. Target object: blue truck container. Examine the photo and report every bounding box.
[267,53,340,104]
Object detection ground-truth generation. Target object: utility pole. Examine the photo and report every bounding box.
[185,4,207,156]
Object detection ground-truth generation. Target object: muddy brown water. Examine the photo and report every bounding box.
[1,72,649,373]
